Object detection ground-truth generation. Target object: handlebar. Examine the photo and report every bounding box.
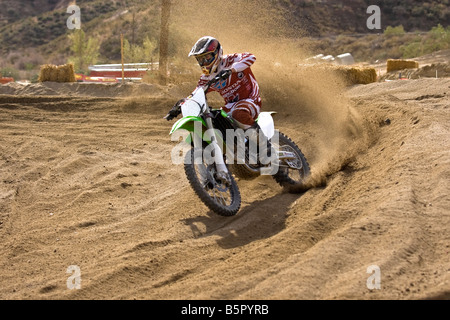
[204,69,232,92]
[165,70,232,121]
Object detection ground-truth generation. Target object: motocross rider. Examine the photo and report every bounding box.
[167,36,265,127]
[165,36,271,160]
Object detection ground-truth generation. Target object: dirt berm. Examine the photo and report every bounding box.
[0,78,448,300]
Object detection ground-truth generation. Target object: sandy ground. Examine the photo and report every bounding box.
[0,72,449,300]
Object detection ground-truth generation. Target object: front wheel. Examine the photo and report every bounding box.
[273,132,311,193]
[184,148,241,216]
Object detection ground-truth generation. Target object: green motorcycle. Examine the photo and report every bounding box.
[165,73,310,216]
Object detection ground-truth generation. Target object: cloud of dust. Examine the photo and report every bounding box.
[170,0,374,187]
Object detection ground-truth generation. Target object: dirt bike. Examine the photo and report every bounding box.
[164,72,310,216]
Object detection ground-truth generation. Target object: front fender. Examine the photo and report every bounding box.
[170,116,206,135]
[169,116,226,150]
[170,116,207,145]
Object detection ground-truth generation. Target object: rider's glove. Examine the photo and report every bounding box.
[218,69,232,80]
[164,98,185,121]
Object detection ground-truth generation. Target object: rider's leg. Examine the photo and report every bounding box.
[227,100,272,161]
[250,122,272,160]
[228,100,259,129]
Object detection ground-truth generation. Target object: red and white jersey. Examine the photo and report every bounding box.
[196,53,261,106]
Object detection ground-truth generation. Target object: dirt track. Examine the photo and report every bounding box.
[0,77,449,300]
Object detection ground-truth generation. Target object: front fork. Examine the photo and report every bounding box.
[204,116,230,185]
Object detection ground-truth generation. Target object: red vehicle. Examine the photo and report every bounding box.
[0,77,14,84]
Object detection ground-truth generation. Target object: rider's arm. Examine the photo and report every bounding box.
[230,53,256,73]
[196,77,213,94]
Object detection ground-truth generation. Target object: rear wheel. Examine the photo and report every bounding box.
[273,132,311,193]
[184,147,241,216]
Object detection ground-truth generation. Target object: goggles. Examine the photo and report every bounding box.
[196,52,216,67]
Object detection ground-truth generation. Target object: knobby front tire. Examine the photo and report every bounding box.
[184,148,241,216]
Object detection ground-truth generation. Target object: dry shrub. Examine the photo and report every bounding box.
[386,59,419,73]
[38,63,76,82]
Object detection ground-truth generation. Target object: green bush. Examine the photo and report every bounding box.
[384,25,405,36]
[400,24,450,58]
[30,74,40,83]
[0,67,19,79]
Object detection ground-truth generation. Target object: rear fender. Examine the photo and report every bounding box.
[256,112,277,139]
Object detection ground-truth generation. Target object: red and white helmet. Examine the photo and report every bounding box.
[189,36,223,76]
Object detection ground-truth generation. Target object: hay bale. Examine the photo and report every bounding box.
[38,63,76,83]
[387,59,419,73]
[38,64,49,82]
[334,66,378,85]
[50,66,59,82]
[58,64,76,82]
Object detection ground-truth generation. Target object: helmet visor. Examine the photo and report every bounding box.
[196,52,216,67]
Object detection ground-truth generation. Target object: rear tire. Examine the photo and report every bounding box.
[184,148,241,216]
[273,132,311,193]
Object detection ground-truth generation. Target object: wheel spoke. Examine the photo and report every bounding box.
[197,158,232,206]
[278,145,304,182]
[209,184,230,206]
[218,190,229,205]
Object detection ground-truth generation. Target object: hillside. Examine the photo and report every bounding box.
[0,0,130,53]
[0,0,449,80]
[1,0,449,39]
[0,0,150,53]
[0,0,449,54]
[277,0,450,36]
